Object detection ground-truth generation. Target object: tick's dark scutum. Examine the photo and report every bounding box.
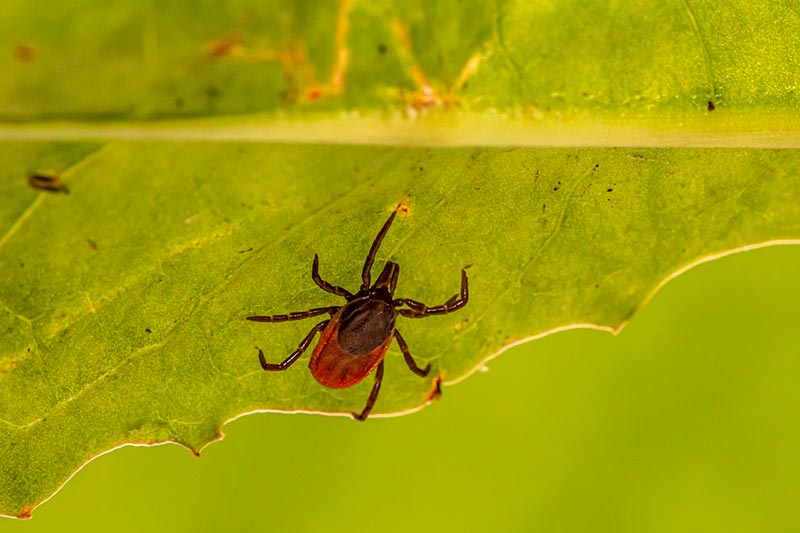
[337,299,395,355]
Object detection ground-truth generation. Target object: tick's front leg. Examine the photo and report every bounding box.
[247,306,339,323]
[312,254,352,298]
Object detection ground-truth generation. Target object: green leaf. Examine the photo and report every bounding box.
[1,0,799,521]
[2,143,800,519]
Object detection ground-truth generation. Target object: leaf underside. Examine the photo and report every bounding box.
[2,0,800,520]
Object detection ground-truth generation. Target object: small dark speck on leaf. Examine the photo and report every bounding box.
[28,172,69,194]
[145,328,152,334]
[607,188,613,192]
[707,100,716,111]
[238,247,253,254]
[377,43,387,54]
[419,166,424,171]
[595,284,599,288]
[206,86,221,99]
[542,203,546,213]
[87,239,98,251]
[553,180,561,191]
[594,164,600,170]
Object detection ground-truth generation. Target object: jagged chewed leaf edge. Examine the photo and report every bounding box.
[7,239,798,520]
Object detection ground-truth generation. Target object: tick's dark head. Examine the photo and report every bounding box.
[372,261,399,296]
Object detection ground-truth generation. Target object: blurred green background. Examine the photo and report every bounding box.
[3,243,798,532]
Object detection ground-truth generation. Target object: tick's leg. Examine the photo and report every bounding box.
[246,306,339,323]
[396,269,469,318]
[258,320,329,371]
[352,359,385,421]
[394,330,431,377]
[312,254,352,298]
[361,208,398,291]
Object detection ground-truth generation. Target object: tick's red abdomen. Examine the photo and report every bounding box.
[309,324,392,388]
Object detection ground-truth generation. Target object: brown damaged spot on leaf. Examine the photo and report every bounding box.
[27,172,69,194]
[426,374,444,402]
[204,32,300,102]
[13,44,36,63]
[206,37,246,58]
[302,0,352,101]
[397,200,411,217]
[0,359,18,375]
[204,29,250,58]
[389,18,483,110]
[203,2,352,104]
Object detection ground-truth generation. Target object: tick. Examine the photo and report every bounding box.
[247,207,469,421]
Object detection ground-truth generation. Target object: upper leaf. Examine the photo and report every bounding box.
[1,1,799,143]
